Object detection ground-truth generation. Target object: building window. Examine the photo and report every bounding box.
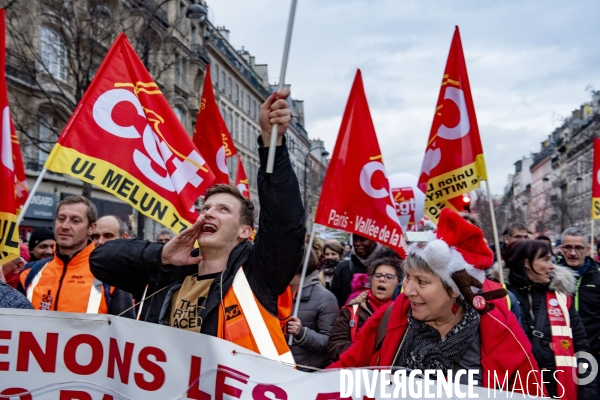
[40,26,67,81]
[24,113,57,170]
[220,71,226,91]
[212,64,218,87]
[234,84,239,104]
[227,156,235,180]
[245,122,250,148]
[246,94,250,113]
[234,115,239,140]
[174,54,181,87]
[225,110,232,131]
[174,106,185,128]
[240,120,246,147]
[240,88,245,109]
[226,77,232,98]
[178,1,187,31]
[252,99,257,120]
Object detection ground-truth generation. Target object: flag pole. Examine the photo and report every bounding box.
[16,168,47,226]
[266,0,298,174]
[137,285,148,320]
[289,220,317,345]
[591,218,595,259]
[485,180,504,284]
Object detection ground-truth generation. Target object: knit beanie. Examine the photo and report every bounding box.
[28,227,55,251]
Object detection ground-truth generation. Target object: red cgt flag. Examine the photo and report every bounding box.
[418,26,488,224]
[315,70,405,257]
[392,187,417,232]
[193,64,237,187]
[592,138,600,219]
[44,33,215,233]
[0,8,28,262]
[235,155,250,199]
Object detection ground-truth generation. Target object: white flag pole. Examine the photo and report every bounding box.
[288,220,317,345]
[137,285,148,320]
[266,0,298,174]
[16,168,47,226]
[485,180,504,284]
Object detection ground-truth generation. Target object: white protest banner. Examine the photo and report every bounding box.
[0,309,534,399]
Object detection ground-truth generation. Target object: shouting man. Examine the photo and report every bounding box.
[90,89,305,363]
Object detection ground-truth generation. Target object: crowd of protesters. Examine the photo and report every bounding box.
[4,207,599,397]
[2,91,599,396]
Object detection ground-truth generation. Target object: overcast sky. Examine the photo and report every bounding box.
[208,0,600,194]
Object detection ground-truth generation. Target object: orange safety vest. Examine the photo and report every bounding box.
[217,267,295,365]
[20,242,112,314]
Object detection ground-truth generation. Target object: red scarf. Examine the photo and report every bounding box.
[367,291,389,312]
[546,292,577,400]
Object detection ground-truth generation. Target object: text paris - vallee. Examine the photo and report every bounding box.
[327,209,402,246]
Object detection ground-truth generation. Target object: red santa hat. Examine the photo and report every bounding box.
[408,208,493,296]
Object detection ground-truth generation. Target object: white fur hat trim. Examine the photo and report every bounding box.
[408,238,486,298]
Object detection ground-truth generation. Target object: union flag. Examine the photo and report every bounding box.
[235,155,250,199]
[0,8,28,262]
[44,33,215,232]
[418,26,487,224]
[592,138,600,219]
[193,64,237,188]
[315,70,405,257]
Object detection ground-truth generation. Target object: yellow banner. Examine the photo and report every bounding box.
[424,154,486,224]
[46,144,193,232]
[593,198,600,220]
[0,211,20,263]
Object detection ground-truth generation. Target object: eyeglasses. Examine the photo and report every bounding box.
[373,273,397,282]
[562,245,586,253]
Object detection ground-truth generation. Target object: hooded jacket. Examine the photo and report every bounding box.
[90,141,305,337]
[503,263,597,399]
[290,270,339,370]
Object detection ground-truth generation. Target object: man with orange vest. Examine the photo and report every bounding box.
[20,196,135,317]
[90,89,305,364]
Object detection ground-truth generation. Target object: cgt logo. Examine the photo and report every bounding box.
[225,304,241,321]
[92,88,206,194]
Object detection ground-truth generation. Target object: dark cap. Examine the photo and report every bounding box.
[28,227,55,251]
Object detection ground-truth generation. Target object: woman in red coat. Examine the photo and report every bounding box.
[329,209,546,397]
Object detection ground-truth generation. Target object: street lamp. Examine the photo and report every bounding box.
[293,145,329,217]
[186,3,208,24]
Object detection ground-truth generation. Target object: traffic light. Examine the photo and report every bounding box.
[462,194,471,212]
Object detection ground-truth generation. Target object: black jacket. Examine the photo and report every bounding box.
[507,265,596,399]
[90,141,305,337]
[561,257,600,361]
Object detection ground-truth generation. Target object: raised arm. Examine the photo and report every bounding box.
[247,89,306,302]
[90,239,162,296]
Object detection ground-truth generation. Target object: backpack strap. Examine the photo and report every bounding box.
[24,258,53,290]
[375,304,393,351]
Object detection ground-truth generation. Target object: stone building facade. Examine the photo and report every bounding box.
[5,0,328,240]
